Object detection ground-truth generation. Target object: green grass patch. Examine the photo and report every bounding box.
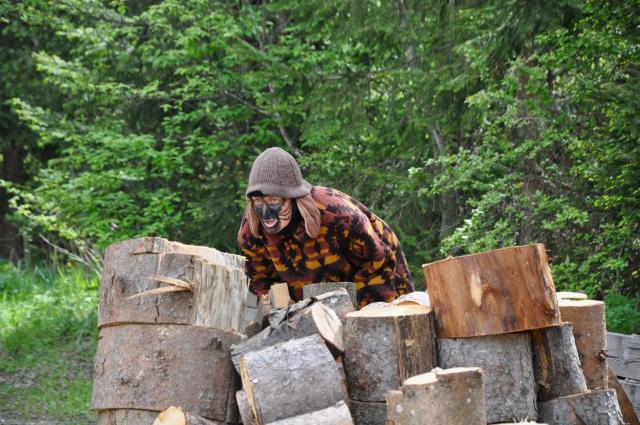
[0,260,98,424]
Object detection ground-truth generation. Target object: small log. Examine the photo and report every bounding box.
[153,406,221,425]
[269,283,291,309]
[344,304,436,402]
[91,324,242,422]
[266,401,353,425]
[422,244,561,337]
[559,299,608,389]
[303,282,357,308]
[391,291,430,307]
[312,289,356,323]
[231,296,345,370]
[438,332,537,423]
[607,332,640,381]
[538,389,624,425]
[385,367,486,425]
[532,323,588,400]
[237,390,257,425]
[607,367,640,425]
[349,399,386,425]
[239,334,349,425]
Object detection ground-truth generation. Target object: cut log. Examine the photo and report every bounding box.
[559,299,608,389]
[344,304,437,402]
[231,296,345,370]
[622,379,640,419]
[268,283,291,309]
[129,237,246,269]
[391,291,430,307]
[438,332,537,423]
[239,334,349,425]
[100,239,249,332]
[266,401,353,425]
[91,324,242,422]
[312,289,355,323]
[98,410,161,425]
[607,367,640,425]
[152,406,221,425]
[385,367,486,425]
[349,400,386,425]
[538,389,623,425]
[422,244,561,337]
[237,390,257,425]
[607,332,640,381]
[557,292,588,301]
[303,282,357,308]
[532,323,588,400]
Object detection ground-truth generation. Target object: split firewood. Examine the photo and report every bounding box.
[91,324,242,423]
[344,304,437,402]
[152,406,220,425]
[559,299,608,389]
[268,283,291,309]
[303,282,357,309]
[239,334,349,425]
[385,367,486,425]
[438,332,537,423]
[231,293,348,370]
[99,237,248,332]
[266,401,353,425]
[349,399,386,425]
[237,390,258,425]
[531,323,588,400]
[312,288,356,323]
[422,244,561,337]
[538,389,624,425]
[607,367,640,425]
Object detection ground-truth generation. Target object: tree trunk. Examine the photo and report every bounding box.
[0,143,27,260]
[559,299,608,389]
[538,389,624,425]
[237,390,257,425]
[423,244,561,338]
[266,401,353,425]
[91,324,242,422]
[349,399,386,425]
[438,332,537,423]
[344,304,437,402]
[239,334,349,425]
[532,323,588,400]
[607,367,640,425]
[385,367,486,425]
[303,282,357,310]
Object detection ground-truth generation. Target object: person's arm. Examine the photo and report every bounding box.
[237,217,277,296]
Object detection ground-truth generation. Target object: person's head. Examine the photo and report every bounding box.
[245,147,319,238]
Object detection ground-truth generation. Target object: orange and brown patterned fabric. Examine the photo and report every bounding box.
[237,186,414,307]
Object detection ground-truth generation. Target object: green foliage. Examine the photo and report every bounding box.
[605,293,640,335]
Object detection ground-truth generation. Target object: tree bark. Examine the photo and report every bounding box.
[239,334,349,425]
[344,304,437,402]
[423,244,561,338]
[237,390,257,425]
[98,409,160,425]
[349,399,386,425]
[559,299,608,389]
[438,332,537,423]
[607,367,640,425]
[303,282,357,311]
[538,389,624,425]
[266,401,353,425]
[531,323,588,401]
[91,324,242,422]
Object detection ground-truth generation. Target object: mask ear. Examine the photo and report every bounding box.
[296,193,320,238]
[246,199,261,238]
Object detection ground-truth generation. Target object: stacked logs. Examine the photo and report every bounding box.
[423,243,626,425]
[91,237,249,424]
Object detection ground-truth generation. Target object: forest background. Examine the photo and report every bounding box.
[0,0,639,422]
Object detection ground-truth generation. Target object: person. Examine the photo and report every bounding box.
[237,147,414,307]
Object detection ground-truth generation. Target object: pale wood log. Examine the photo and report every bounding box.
[237,390,257,425]
[422,244,561,338]
[385,367,486,425]
[344,304,436,402]
[532,323,588,401]
[312,289,356,323]
[266,401,353,425]
[438,332,537,423]
[303,282,357,309]
[91,324,241,422]
[557,292,588,301]
[391,291,430,307]
[231,297,345,370]
[349,400,386,425]
[239,334,349,425]
[607,367,640,425]
[559,299,608,389]
[538,389,623,425]
[268,283,290,309]
[100,238,248,332]
[152,406,221,425]
[607,332,640,381]
[130,237,246,269]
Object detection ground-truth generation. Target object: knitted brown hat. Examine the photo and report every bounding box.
[246,147,312,198]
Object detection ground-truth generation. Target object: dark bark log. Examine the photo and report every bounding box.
[538,389,623,425]
[237,390,257,425]
[349,399,386,425]
[266,401,353,425]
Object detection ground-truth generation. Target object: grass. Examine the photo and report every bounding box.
[0,260,98,425]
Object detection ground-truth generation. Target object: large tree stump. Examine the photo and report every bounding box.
[99,238,248,332]
[237,390,257,425]
[438,332,537,423]
[385,367,486,425]
[91,324,241,422]
[303,282,357,309]
[344,304,437,402]
[231,296,346,370]
[538,389,623,425]
[349,400,386,425]
[607,367,640,425]
[266,401,353,425]
[239,334,349,425]
[559,299,608,389]
[532,323,588,400]
[423,244,561,337]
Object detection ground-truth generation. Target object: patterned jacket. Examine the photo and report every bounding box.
[237,186,414,307]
